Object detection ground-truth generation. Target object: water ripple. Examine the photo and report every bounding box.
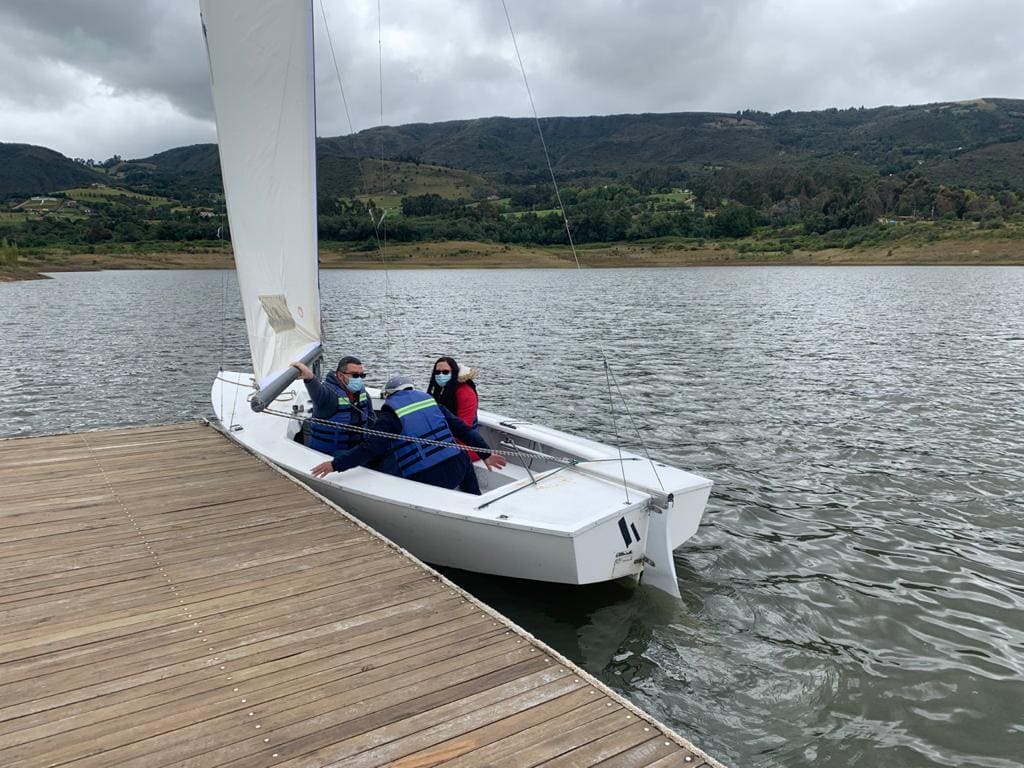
[2,266,1023,768]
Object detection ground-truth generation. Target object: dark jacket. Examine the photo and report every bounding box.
[327,392,493,493]
[304,372,375,452]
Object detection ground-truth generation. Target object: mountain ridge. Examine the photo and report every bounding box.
[4,98,1024,202]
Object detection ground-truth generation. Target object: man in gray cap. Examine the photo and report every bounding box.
[311,374,506,494]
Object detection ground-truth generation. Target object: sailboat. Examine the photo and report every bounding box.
[201,0,711,598]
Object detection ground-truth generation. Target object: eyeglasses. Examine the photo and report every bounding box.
[434,370,452,375]
[340,371,366,378]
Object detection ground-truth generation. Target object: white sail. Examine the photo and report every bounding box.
[200,0,321,391]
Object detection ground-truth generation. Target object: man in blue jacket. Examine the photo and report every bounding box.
[292,356,374,453]
[310,375,506,494]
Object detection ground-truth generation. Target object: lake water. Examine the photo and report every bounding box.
[2,266,1022,768]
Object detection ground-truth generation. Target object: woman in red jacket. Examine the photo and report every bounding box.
[426,356,480,461]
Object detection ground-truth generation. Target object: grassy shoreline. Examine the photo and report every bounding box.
[3,237,1024,282]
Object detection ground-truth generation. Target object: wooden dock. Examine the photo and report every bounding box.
[0,422,722,768]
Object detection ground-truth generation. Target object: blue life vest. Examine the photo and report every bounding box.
[308,381,373,454]
[385,390,461,478]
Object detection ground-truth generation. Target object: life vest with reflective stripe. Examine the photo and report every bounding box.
[308,382,372,453]
[384,390,461,477]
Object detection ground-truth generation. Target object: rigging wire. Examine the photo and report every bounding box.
[318,0,354,135]
[604,360,630,503]
[317,0,393,372]
[374,0,394,376]
[500,1,580,265]
[500,0,664,495]
[608,365,666,491]
[259,404,642,466]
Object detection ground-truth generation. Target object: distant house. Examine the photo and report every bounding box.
[197,209,217,218]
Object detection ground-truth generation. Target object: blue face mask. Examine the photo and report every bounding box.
[434,372,452,387]
[345,375,365,393]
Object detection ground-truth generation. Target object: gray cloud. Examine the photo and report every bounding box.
[1,0,1022,161]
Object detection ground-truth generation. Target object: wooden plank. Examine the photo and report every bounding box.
[0,533,371,608]
[529,719,665,767]
[1,559,426,656]
[0,546,405,632]
[0,508,352,563]
[0,423,719,768]
[165,657,557,768]
[0,596,478,726]
[0,570,438,675]
[385,695,616,768]
[258,670,583,768]
[0,444,252,479]
[305,676,593,768]
[1,627,516,764]
[0,458,277,493]
[0,586,462,716]
[38,647,544,768]
[0,500,351,596]
[0,537,377,619]
[598,741,705,767]
[0,614,501,748]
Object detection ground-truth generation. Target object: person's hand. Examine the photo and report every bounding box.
[311,460,334,477]
[483,454,507,471]
[291,362,314,381]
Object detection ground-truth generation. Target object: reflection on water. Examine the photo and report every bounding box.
[2,266,1023,768]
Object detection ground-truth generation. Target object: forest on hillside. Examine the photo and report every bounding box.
[2,162,1019,255]
[3,99,1024,255]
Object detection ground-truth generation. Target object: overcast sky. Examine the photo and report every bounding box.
[1,0,1022,162]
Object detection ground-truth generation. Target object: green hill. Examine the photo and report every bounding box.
[4,98,1024,257]
[6,98,1024,201]
[320,99,1024,188]
[113,141,494,201]
[922,140,1024,191]
[0,144,107,200]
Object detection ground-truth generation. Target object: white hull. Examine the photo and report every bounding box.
[212,372,711,597]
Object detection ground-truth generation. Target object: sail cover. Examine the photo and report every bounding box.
[200,0,321,390]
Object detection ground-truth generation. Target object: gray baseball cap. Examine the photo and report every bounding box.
[382,375,415,396]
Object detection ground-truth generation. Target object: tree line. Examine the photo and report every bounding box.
[322,166,1019,248]
[2,163,1021,251]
